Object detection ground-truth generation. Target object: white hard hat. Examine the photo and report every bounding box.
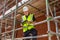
[23,6,29,12]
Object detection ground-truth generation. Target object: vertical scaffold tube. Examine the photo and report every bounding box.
[4,0,6,40]
[12,0,18,40]
[46,0,51,40]
[0,20,2,40]
[4,19,7,40]
[54,6,59,40]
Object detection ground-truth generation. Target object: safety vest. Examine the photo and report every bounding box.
[22,14,34,32]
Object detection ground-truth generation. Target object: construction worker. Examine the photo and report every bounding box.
[21,6,37,40]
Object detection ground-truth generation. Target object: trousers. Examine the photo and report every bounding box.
[23,29,37,40]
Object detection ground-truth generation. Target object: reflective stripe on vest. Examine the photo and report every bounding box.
[22,14,34,32]
[27,14,33,21]
[22,15,26,22]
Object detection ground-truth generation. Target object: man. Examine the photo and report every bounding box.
[21,6,37,40]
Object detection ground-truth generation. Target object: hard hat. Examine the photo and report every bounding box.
[23,6,29,12]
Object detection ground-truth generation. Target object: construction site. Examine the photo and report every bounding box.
[0,0,60,40]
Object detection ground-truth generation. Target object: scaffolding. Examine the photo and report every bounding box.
[0,0,60,40]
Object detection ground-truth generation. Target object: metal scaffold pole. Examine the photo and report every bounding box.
[0,20,3,40]
[54,6,60,40]
[12,0,18,40]
[46,0,51,40]
[3,0,6,17]
[0,20,2,40]
[4,0,6,40]
[4,19,7,40]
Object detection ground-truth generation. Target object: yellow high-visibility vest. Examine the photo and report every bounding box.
[22,14,34,32]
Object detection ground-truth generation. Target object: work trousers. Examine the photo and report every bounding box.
[23,29,37,40]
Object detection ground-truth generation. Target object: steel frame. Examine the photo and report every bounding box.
[0,0,60,40]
